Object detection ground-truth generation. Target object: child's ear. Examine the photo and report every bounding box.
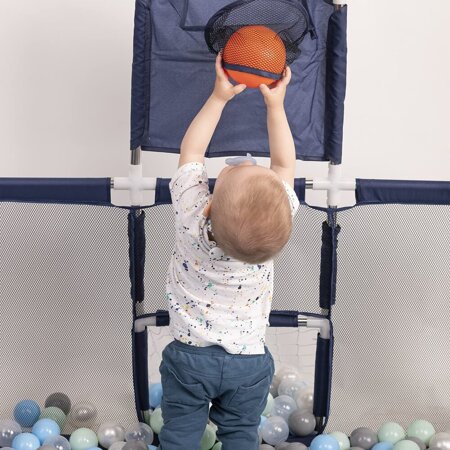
[203,199,213,217]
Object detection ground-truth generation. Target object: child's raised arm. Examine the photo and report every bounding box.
[259,67,296,187]
[178,54,246,167]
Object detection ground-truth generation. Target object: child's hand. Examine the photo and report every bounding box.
[259,66,292,109]
[212,53,247,103]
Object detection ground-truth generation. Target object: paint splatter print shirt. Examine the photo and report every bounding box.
[166,162,299,354]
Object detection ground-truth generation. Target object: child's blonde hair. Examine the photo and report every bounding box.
[210,170,293,264]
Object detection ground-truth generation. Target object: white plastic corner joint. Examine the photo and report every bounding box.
[112,164,157,207]
[333,0,346,5]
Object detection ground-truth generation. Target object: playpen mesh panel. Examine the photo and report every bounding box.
[141,203,327,314]
[329,204,450,433]
[0,202,136,432]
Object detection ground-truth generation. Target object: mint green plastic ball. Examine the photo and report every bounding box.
[393,440,420,450]
[200,424,216,450]
[378,423,406,444]
[329,432,351,450]
[149,408,164,435]
[262,393,274,417]
[211,442,222,450]
[39,408,66,431]
[70,428,99,450]
[407,421,436,446]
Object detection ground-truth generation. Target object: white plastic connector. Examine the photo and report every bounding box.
[333,0,346,5]
[112,165,157,207]
[299,316,331,339]
[134,316,157,332]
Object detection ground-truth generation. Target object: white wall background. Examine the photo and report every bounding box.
[0,0,449,205]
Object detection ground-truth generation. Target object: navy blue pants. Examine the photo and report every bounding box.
[158,340,275,450]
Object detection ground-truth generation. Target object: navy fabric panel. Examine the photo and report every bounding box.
[128,211,146,306]
[130,0,152,150]
[356,179,450,205]
[132,329,150,415]
[0,178,111,204]
[156,310,170,327]
[324,6,347,164]
[155,177,305,204]
[319,220,340,309]
[313,333,333,427]
[269,310,299,327]
[131,0,346,162]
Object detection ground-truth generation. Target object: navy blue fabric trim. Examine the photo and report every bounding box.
[155,177,305,205]
[324,6,347,164]
[128,211,146,307]
[356,179,450,205]
[132,328,150,414]
[314,331,334,426]
[269,310,299,327]
[0,178,111,205]
[130,0,152,150]
[223,63,281,80]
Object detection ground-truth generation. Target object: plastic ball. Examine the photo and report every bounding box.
[85,447,102,450]
[393,440,420,450]
[109,441,126,450]
[69,428,99,450]
[372,443,394,450]
[328,432,351,450]
[271,395,298,420]
[260,416,289,446]
[0,420,22,447]
[276,367,301,383]
[378,423,406,445]
[43,435,71,450]
[275,444,290,450]
[68,403,98,428]
[31,419,60,444]
[40,407,66,430]
[12,433,41,450]
[407,421,436,446]
[311,435,341,450]
[45,393,71,415]
[97,422,126,448]
[149,408,164,435]
[294,388,314,413]
[405,437,426,450]
[148,446,158,450]
[200,424,216,450]
[122,441,147,450]
[270,374,282,397]
[287,444,309,450]
[125,423,153,445]
[40,446,57,450]
[429,433,450,450]
[263,393,274,417]
[14,400,41,428]
[288,410,315,437]
[350,428,378,450]
[222,25,287,88]
[260,416,268,429]
[278,379,308,399]
[260,445,275,450]
[212,442,222,450]
[148,384,163,409]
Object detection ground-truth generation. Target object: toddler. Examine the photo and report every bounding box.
[159,54,299,450]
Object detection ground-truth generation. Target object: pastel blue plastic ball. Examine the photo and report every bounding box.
[147,446,157,450]
[31,419,60,444]
[149,384,163,409]
[259,415,268,429]
[311,434,341,450]
[14,401,41,428]
[12,433,41,450]
[86,447,102,450]
[373,443,394,450]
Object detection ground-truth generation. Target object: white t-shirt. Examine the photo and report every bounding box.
[166,162,299,355]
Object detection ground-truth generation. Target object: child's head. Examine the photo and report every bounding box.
[208,163,293,264]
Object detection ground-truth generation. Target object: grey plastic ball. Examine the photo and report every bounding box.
[45,393,71,415]
[349,447,365,450]
[67,402,98,428]
[350,428,378,450]
[405,437,426,450]
[287,444,309,450]
[260,445,275,450]
[275,443,291,450]
[40,446,58,450]
[429,433,450,450]
[288,410,316,437]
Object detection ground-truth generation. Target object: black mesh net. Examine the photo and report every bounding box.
[204,0,310,65]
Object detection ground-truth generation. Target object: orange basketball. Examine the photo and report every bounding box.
[222,25,286,88]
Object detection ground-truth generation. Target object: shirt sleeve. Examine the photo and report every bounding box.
[282,180,300,217]
[169,162,210,222]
